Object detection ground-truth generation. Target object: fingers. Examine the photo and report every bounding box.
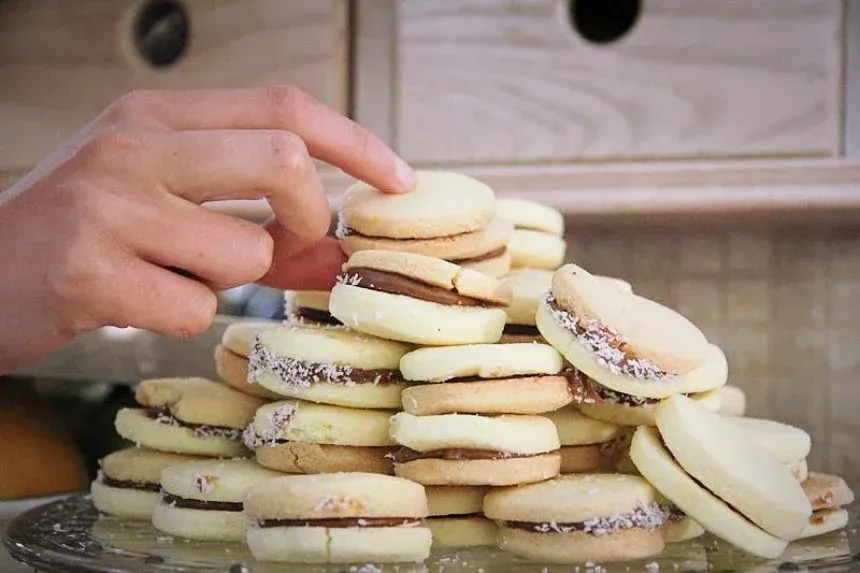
[102,87,415,194]
[257,234,347,291]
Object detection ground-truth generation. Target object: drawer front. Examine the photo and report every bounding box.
[390,0,842,165]
[0,0,348,186]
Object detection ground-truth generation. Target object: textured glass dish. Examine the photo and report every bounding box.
[3,494,859,573]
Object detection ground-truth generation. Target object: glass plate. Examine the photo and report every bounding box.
[3,494,859,573]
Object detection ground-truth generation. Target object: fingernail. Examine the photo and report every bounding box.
[394,156,416,191]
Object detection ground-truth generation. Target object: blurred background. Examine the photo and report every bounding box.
[0,0,858,508]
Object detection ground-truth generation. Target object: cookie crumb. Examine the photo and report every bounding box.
[314,495,367,513]
[193,474,218,494]
[645,562,659,572]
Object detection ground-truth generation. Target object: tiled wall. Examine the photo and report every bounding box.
[564,224,860,487]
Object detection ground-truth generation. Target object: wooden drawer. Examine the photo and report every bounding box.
[0,0,348,187]
[356,0,843,166]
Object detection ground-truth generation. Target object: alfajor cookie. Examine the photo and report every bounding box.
[544,406,629,473]
[337,171,513,277]
[537,264,710,407]
[215,321,281,399]
[733,417,811,482]
[495,198,566,270]
[426,486,496,548]
[798,473,855,539]
[245,472,432,563]
[152,458,281,541]
[388,412,560,486]
[115,377,266,457]
[499,268,553,343]
[329,250,511,345]
[248,324,410,409]
[662,515,705,543]
[399,343,573,415]
[90,448,200,520]
[717,385,747,416]
[484,473,671,564]
[283,290,339,326]
[244,400,397,475]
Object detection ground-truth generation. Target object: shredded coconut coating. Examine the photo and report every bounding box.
[243,404,296,449]
[546,294,670,381]
[248,334,359,389]
[528,502,672,536]
[193,475,217,494]
[337,273,363,287]
[151,411,243,441]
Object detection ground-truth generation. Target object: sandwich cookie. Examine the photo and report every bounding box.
[90,448,200,519]
[115,377,266,457]
[426,486,496,548]
[337,170,513,277]
[484,473,672,564]
[495,198,566,270]
[399,343,573,415]
[248,324,410,409]
[536,264,709,404]
[244,400,397,475]
[388,412,560,486]
[630,395,812,557]
[245,472,432,563]
[284,290,338,326]
[733,417,812,482]
[215,321,281,399]
[799,473,855,539]
[544,406,629,473]
[717,385,747,416]
[152,458,281,541]
[329,250,511,346]
[662,515,706,543]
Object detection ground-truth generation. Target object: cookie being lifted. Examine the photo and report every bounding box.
[330,250,511,345]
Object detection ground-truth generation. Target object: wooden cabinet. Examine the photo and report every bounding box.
[0,0,348,188]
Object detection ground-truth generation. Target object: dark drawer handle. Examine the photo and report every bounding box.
[134,0,190,68]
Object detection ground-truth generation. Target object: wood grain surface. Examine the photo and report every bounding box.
[388,0,843,165]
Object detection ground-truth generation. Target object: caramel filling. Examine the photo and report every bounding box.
[101,476,160,493]
[388,447,544,463]
[146,408,243,441]
[502,503,673,536]
[450,247,507,264]
[292,307,340,326]
[502,324,541,337]
[161,493,243,512]
[257,517,422,529]
[343,268,505,308]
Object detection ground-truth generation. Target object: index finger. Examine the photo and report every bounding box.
[105,87,416,194]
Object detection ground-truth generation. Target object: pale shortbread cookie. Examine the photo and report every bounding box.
[244,400,396,448]
[673,344,729,394]
[547,264,709,376]
[337,170,495,239]
[501,268,554,325]
[213,345,281,400]
[90,481,161,520]
[340,218,513,261]
[152,503,249,542]
[426,486,487,516]
[458,248,512,278]
[255,442,394,475]
[114,408,246,457]
[629,426,789,559]
[389,412,560,455]
[508,229,567,270]
[249,325,409,409]
[579,389,722,427]
[393,454,561,487]
[134,377,266,429]
[797,508,850,540]
[484,474,668,564]
[597,276,633,294]
[399,343,563,382]
[159,458,281,502]
[655,395,811,540]
[220,320,281,357]
[287,290,331,312]
[663,515,706,543]
[717,385,747,416]
[732,417,812,464]
[788,459,809,483]
[559,444,619,473]
[802,473,855,510]
[330,284,507,346]
[545,406,627,445]
[247,524,432,564]
[428,517,498,548]
[400,375,573,416]
[495,198,565,236]
[99,447,200,484]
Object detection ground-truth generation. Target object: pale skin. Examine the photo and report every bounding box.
[0,86,416,375]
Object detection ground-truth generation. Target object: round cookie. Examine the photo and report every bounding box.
[495,197,565,237]
[802,473,855,510]
[284,290,339,326]
[220,320,281,358]
[579,388,722,427]
[483,473,670,564]
[213,344,280,399]
[733,417,812,464]
[629,425,789,559]
[797,508,850,540]
[399,343,572,415]
[248,324,410,409]
[244,400,397,475]
[90,448,200,520]
[388,412,560,486]
[330,250,510,346]
[507,229,567,270]
[152,458,281,542]
[537,264,709,398]
[457,245,512,278]
[245,473,432,563]
[115,377,266,457]
[544,406,629,473]
[426,486,496,548]
[717,385,747,416]
[654,395,811,541]
[663,515,706,543]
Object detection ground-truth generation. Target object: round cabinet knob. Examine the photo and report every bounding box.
[566,0,642,45]
[134,0,190,68]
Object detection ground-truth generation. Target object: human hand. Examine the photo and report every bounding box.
[0,86,414,374]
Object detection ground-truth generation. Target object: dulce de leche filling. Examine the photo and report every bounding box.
[146,408,244,441]
[161,492,243,512]
[449,246,507,264]
[100,476,160,493]
[339,268,505,308]
[257,517,423,529]
[388,447,548,464]
[502,502,675,536]
[290,306,340,326]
